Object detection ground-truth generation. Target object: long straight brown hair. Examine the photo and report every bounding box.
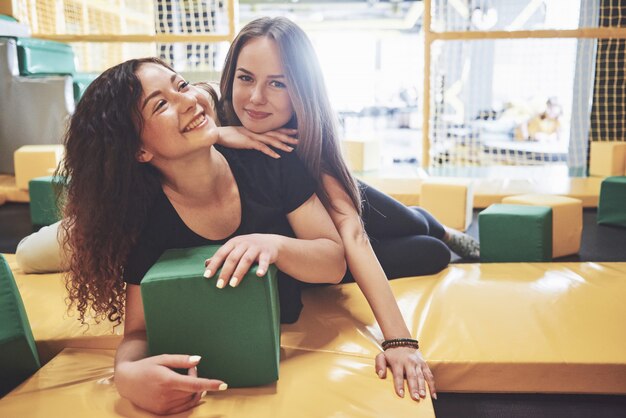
[219,17,362,215]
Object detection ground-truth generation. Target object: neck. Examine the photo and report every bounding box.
[159,147,229,205]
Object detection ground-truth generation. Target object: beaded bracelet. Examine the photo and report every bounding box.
[381,338,419,350]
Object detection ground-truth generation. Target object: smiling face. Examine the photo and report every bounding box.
[136,63,218,164]
[232,37,294,133]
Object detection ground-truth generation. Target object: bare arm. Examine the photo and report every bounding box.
[322,174,436,401]
[205,194,346,286]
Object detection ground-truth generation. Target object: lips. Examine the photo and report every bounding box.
[183,113,207,132]
[245,109,272,120]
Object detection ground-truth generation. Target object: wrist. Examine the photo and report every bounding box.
[382,337,419,351]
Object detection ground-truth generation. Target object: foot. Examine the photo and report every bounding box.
[444,228,480,260]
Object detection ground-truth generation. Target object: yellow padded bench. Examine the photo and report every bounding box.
[0,348,436,418]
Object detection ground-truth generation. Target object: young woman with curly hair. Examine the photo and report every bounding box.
[56,57,346,415]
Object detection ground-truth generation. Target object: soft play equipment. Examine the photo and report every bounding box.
[2,260,626,416]
[419,179,473,231]
[0,254,40,396]
[588,141,626,177]
[14,145,64,190]
[597,176,626,227]
[28,176,64,227]
[479,204,552,262]
[502,194,582,258]
[0,38,73,174]
[141,246,280,387]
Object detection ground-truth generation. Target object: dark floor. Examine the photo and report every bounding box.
[1,203,626,417]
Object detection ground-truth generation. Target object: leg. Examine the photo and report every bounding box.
[360,182,434,237]
[410,206,446,240]
[341,235,451,283]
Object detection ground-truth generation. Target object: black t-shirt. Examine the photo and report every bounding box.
[122,146,316,323]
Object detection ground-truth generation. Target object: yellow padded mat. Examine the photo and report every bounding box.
[0,348,436,418]
[6,252,626,395]
[283,262,626,394]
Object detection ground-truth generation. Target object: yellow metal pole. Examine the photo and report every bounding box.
[421,0,432,170]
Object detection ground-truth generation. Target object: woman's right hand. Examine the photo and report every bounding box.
[215,126,299,158]
[115,354,227,415]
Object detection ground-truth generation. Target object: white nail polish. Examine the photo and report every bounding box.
[203,269,212,278]
[216,279,225,288]
[218,383,228,391]
[189,355,201,363]
[200,391,207,398]
[229,277,239,287]
[377,370,384,378]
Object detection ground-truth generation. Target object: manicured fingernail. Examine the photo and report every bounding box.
[413,392,420,400]
[399,389,404,398]
[229,277,239,287]
[377,370,384,378]
[420,390,426,397]
[286,146,294,151]
[257,269,265,276]
[189,355,201,363]
[216,279,225,288]
[432,393,438,400]
[218,383,228,391]
[203,269,212,278]
[201,391,207,398]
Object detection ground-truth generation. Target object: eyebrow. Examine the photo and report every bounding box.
[141,73,178,110]
[236,67,285,79]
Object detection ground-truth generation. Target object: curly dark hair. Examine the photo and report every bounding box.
[57,57,171,326]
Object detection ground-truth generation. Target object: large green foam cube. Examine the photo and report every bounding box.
[597,176,626,227]
[28,176,64,227]
[0,254,41,396]
[16,38,75,76]
[479,204,553,262]
[141,245,280,387]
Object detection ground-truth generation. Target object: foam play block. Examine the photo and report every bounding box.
[14,145,64,190]
[597,176,626,227]
[0,254,40,396]
[28,176,64,227]
[15,38,75,76]
[0,348,436,418]
[342,138,380,172]
[502,194,582,258]
[479,204,552,262]
[141,245,280,387]
[589,141,626,177]
[419,180,473,231]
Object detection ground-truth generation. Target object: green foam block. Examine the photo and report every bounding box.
[597,176,626,228]
[141,245,280,387]
[0,254,41,396]
[28,176,64,227]
[16,37,75,76]
[479,204,552,262]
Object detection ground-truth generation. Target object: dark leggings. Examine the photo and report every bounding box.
[341,182,451,283]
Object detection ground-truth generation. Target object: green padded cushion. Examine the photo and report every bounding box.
[28,176,64,227]
[16,37,75,75]
[597,176,626,227]
[0,254,40,396]
[141,245,280,387]
[479,204,552,262]
[72,72,98,103]
[0,15,18,22]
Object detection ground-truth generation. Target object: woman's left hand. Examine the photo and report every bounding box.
[203,234,282,288]
[216,126,298,159]
[375,347,436,401]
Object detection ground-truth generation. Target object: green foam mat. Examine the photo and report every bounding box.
[479,204,553,262]
[0,254,40,396]
[598,176,626,228]
[141,245,280,387]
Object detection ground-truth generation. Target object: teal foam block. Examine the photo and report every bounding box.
[141,245,280,387]
[479,204,553,262]
[16,37,75,75]
[0,254,41,396]
[28,176,64,227]
[597,176,626,227]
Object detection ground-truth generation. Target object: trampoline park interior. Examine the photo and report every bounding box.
[1,0,625,417]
